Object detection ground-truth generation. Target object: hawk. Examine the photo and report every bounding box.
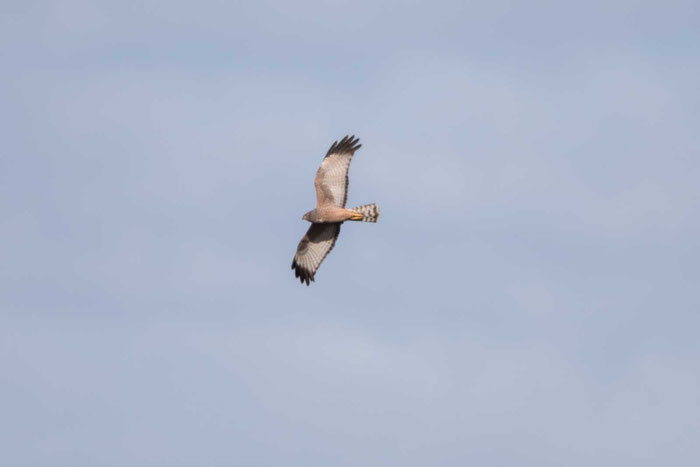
[292,135,380,285]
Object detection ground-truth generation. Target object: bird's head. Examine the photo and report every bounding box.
[302,211,312,222]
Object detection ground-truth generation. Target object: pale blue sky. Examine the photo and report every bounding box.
[2,1,699,466]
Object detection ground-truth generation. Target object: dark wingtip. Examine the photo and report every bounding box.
[292,258,315,286]
[326,134,361,157]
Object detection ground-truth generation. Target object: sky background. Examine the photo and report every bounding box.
[2,1,700,466]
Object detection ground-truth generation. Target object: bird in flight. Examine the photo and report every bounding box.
[292,135,380,285]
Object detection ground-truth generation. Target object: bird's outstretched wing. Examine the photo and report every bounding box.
[314,135,361,208]
[291,223,341,285]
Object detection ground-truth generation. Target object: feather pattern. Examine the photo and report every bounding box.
[314,135,361,208]
[291,223,341,286]
[347,203,380,222]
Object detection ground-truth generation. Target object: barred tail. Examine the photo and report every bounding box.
[348,203,380,223]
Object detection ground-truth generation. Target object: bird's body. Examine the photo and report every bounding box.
[302,206,363,223]
[292,135,379,285]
